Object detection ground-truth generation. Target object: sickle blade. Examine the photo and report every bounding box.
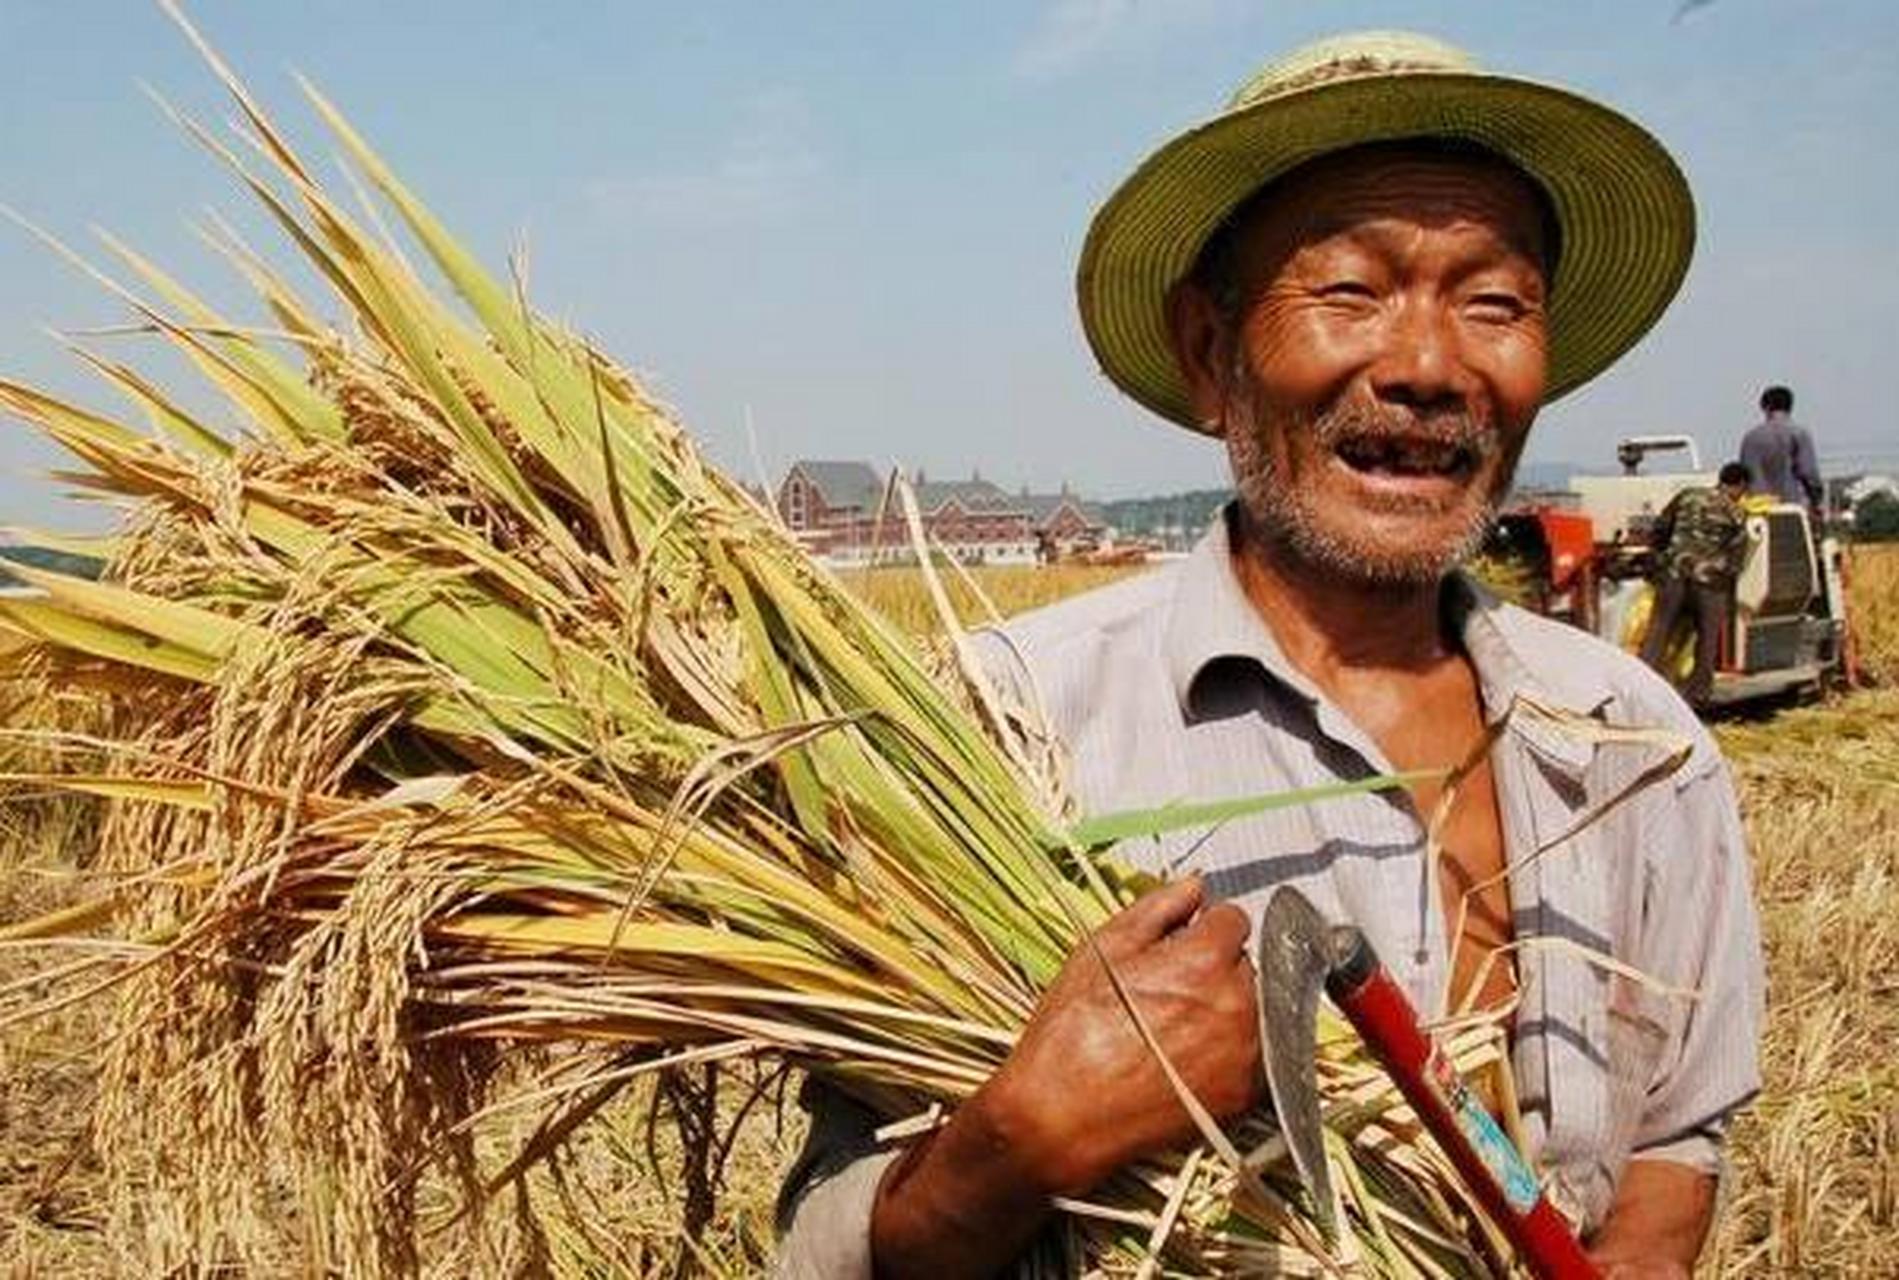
[1257,886,1337,1236]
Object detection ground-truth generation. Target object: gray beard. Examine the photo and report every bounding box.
[1225,399,1510,589]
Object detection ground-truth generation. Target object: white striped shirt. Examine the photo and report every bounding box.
[775,511,1764,1277]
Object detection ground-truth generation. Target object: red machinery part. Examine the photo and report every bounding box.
[1532,509,1598,594]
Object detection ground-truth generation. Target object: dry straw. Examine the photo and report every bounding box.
[0,9,1675,1276]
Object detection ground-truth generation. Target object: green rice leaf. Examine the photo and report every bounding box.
[1063,769,1447,850]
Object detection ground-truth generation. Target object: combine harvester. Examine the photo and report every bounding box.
[1487,435,1852,708]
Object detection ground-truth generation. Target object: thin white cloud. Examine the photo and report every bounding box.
[1013,0,1135,79]
[1011,0,1239,80]
[587,88,822,229]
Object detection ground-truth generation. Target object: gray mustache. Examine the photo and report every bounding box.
[1307,406,1500,461]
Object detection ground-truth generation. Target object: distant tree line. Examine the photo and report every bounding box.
[1855,491,1899,543]
[1099,489,1231,538]
[1095,485,1899,545]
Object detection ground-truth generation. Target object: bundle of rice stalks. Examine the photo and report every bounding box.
[0,11,1541,1277]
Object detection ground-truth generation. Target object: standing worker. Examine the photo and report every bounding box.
[1739,384,1823,518]
[1641,462,1752,709]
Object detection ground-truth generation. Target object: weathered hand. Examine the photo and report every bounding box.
[1590,1260,1690,1280]
[977,875,1263,1196]
[1583,1159,1716,1280]
[869,876,1263,1277]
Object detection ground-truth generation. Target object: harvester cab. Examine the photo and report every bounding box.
[1488,436,1850,708]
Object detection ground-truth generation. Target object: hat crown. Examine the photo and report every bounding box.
[1227,30,1476,109]
[1080,27,1695,431]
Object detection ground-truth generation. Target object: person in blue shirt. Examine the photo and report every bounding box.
[1739,385,1823,517]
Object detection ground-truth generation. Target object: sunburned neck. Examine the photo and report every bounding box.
[1228,514,1456,685]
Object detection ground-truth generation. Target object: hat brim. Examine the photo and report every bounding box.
[1077,71,1695,433]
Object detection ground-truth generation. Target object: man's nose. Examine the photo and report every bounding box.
[1368,298,1473,413]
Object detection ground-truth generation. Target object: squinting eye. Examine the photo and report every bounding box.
[1467,292,1528,320]
[1318,281,1377,300]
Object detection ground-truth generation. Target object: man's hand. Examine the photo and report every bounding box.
[870,876,1261,1279]
[985,873,1263,1194]
[1585,1158,1716,1280]
[1592,1263,1689,1280]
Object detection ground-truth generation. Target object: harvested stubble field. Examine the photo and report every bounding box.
[1702,542,1899,1277]
[3,550,1895,1276]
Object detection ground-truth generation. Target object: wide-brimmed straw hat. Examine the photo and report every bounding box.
[1077,30,1695,433]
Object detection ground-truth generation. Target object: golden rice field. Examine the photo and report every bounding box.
[3,548,1895,1276]
[1845,542,1899,686]
[835,561,1147,638]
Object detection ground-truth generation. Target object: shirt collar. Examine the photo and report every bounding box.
[1454,575,1617,775]
[1162,507,1324,714]
[1163,505,1618,776]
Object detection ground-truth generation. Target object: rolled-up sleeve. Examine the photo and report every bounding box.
[773,1080,902,1280]
[1630,747,1765,1168]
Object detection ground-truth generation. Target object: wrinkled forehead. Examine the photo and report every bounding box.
[1199,141,1559,295]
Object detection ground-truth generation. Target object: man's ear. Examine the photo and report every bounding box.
[1164,280,1231,434]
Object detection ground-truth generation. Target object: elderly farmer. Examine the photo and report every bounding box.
[777,31,1763,1280]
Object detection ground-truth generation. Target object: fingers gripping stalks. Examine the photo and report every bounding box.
[983,876,1262,1200]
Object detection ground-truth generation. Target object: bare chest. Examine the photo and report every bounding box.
[1329,674,1515,1017]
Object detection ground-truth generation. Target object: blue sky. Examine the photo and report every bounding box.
[0,0,1893,533]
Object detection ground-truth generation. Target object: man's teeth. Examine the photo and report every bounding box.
[1337,437,1469,476]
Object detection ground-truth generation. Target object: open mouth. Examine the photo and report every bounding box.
[1332,434,1479,481]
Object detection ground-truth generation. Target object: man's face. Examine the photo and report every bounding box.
[1172,147,1551,587]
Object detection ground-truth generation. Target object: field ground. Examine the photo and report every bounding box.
[2,548,1894,1276]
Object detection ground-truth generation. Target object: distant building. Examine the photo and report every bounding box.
[774,460,1105,565]
[777,461,883,541]
[1020,486,1103,555]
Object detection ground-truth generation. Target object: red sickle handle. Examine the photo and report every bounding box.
[1325,929,1601,1280]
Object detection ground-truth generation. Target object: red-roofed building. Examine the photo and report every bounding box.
[774,462,1104,565]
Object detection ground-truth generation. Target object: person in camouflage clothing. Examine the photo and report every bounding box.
[1640,461,1752,707]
